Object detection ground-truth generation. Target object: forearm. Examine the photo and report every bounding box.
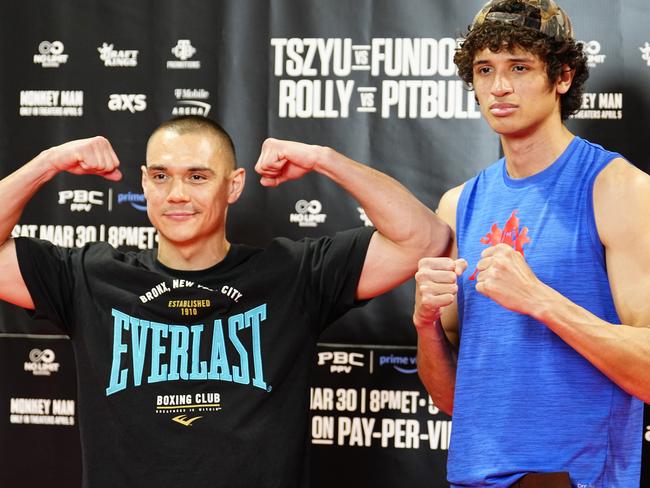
[415,318,457,415]
[531,284,650,403]
[314,146,449,254]
[0,151,58,242]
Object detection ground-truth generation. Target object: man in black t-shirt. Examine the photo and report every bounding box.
[0,116,449,487]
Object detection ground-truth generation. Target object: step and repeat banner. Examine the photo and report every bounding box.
[1,0,649,486]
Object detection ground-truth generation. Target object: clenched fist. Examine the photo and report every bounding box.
[255,138,324,187]
[44,136,122,181]
[413,257,467,328]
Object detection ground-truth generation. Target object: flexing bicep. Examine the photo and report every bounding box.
[0,239,35,309]
[595,158,650,327]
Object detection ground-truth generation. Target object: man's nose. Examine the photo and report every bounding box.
[491,71,513,97]
[167,177,190,202]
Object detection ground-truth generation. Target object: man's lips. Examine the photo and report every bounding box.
[163,210,197,220]
[489,102,518,116]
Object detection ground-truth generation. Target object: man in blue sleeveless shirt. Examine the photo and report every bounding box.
[413,1,650,487]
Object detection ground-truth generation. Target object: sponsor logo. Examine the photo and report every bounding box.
[172,87,211,116]
[579,40,606,68]
[58,189,104,212]
[378,353,417,374]
[19,90,83,117]
[117,191,147,211]
[97,42,139,67]
[33,40,68,68]
[645,425,650,442]
[108,93,147,113]
[317,351,364,373]
[167,40,201,69]
[24,348,60,376]
[290,199,327,228]
[640,42,650,67]
[106,306,270,396]
[172,414,203,426]
[271,37,480,119]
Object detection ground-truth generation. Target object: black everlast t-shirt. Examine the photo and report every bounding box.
[15,227,374,488]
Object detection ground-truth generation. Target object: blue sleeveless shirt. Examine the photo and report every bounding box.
[449,137,642,487]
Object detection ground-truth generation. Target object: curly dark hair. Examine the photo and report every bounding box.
[454,7,589,120]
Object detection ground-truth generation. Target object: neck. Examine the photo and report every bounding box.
[156,234,231,271]
[500,120,574,179]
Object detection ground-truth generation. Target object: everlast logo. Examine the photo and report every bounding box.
[106,305,269,395]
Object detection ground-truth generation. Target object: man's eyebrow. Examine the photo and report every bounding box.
[145,164,215,173]
[473,56,536,66]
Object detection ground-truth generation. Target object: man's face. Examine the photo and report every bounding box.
[471,46,568,137]
[142,129,242,248]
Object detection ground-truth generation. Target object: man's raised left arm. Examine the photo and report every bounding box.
[255,138,451,300]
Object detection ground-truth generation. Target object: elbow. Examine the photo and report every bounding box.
[417,370,455,416]
[424,215,452,258]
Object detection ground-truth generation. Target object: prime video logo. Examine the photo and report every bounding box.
[117,192,147,211]
[379,354,417,374]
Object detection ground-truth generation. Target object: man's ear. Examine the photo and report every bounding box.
[556,65,575,95]
[227,168,246,204]
[141,165,149,198]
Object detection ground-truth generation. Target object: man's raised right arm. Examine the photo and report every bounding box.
[413,184,465,415]
[0,137,121,309]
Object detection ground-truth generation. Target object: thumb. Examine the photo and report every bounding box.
[259,176,279,187]
[102,169,123,182]
[454,258,468,276]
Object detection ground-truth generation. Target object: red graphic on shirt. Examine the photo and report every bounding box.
[468,210,531,280]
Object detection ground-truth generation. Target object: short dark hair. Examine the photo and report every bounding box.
[148,115,237,168]
[454,0,588,120]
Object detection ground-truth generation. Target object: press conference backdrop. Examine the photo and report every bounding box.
[0,1,648,486]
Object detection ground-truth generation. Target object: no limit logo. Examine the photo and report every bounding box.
[33,41,68,68]
[24,348,60,376]
[290,199,326,228]
[579,40,606,68]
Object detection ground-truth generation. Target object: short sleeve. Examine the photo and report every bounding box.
[297,227,374,330]
[14,237,76,333]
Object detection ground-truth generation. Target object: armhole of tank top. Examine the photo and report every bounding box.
[586,156,617,274]
[455,180,474,334]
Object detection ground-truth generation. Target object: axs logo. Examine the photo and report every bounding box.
[108,94,147,113]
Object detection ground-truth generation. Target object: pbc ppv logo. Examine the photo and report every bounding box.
[108,94,147,113]
[317,351,364,373]
[33,40,68,68]
[24,348,60,376]
[58,190,104,212]
[290,199,327,228]
[579,40,606,68]
[167,40,201,69]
